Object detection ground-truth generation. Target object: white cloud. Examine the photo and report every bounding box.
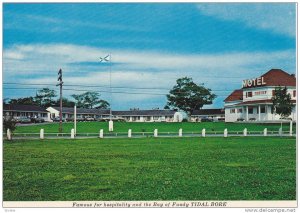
[3,43,296,109]
[197,3,296,37]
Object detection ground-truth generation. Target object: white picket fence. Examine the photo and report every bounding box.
[4,126,295,140]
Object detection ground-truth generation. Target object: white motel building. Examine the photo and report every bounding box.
[224,69,296,122]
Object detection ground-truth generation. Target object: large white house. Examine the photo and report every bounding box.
[224,69,296,122]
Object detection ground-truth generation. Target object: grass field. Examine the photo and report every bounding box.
[3,137,296,201]
[14,121,295,134]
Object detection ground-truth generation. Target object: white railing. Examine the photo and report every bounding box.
[3,127,295,140]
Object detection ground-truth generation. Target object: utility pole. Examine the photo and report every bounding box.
[57,68,63,133]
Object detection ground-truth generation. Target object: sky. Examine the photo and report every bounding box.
[3,3,296,110]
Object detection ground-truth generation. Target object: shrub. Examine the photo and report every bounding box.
[3,117,17,133]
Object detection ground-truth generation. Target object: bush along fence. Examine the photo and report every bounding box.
[4,125,295,141]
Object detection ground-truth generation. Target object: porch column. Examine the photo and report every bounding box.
[235,108,238,121]
[258,105,261,121]
[246,106,249,121]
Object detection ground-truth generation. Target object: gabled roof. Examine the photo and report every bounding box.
[112,110,176,116]
[3,104,48,113]
[224,89,243,102]
[261,69,296,87]
[191,109,225,116]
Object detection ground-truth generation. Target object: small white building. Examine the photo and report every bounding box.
[224,69,296,122]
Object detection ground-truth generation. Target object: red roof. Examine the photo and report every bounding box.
[259,69,295,87]
[225,69,296,103]
[224,89,243,102]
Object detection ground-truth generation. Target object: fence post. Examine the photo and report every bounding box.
[99,129,104,138]
[154,129,158,137]
[128,129,132,138]
[290,121,293,136]
[202,128,206,137]
[224,128,228,138]
[179,128,182,137]
[243,128,247,136]
[109,120,113,132]
[263,128,267,136]
[40,129,44,139]
[71,129,75,139]
[7,129,11,141]
[279,128,282,136]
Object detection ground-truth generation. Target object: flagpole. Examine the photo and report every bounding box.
[99,53,113,132]
[109,53,112,121]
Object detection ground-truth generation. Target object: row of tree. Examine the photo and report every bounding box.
[5,88,110,109]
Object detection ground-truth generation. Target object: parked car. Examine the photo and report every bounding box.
[237,118,245,122]
[17,116,31,124]
[52,117,66,122]
[84,116,95,121]
[201,117,213,122]
[96,117,125,122]
[31,117,45,123]
[66,117,74,122]
[218,117,225,122]
[66,117,85,122]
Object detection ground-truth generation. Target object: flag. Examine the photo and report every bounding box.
[99,54,110,62]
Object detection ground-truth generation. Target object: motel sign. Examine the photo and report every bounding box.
[242,77,266,88]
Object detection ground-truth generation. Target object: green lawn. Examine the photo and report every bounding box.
[3,137,296,201]
[14,121,295,134]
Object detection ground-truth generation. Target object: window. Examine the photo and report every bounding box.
[246,92,252,98]
[293,90,296,97]
[238,108,243,113]
[260,106,266,113]
[248,107,253,114]
[230,109,235,114]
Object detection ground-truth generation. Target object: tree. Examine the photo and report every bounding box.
[165,77,216,116]
[272,86,293,119]
[71,91,110,109]
[35,88,57,107]
[8,97,38,105]
[54,97,75,107]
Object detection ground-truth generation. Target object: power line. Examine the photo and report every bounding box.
[3,82,240,92]
[3,87,285,98]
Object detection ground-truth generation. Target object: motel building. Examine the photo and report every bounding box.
[112,109,183,122]
[46,107,183,122]
[46,107,110,120]
[3,104,50,121]
[224,69,296,122]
